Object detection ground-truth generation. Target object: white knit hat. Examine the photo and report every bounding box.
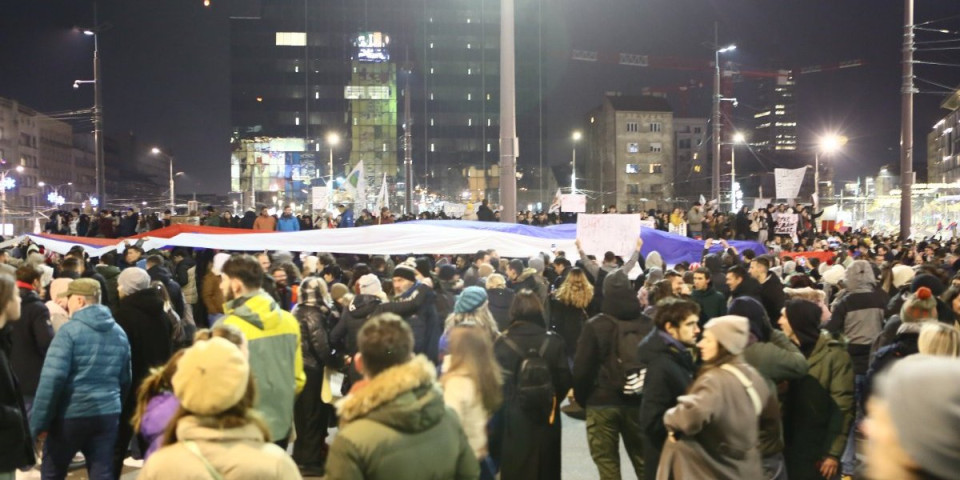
[821,265,846,286]
[891,265,916,289]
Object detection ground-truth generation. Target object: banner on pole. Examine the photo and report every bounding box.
[344,160,366,204]
[774,167,806,199]
[576,214,642,258]
[560,194,587,213]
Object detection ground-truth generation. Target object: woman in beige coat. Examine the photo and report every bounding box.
[658,315,779,480]
[139,337,301,480]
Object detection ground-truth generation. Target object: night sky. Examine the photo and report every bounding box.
[1,0,958,195]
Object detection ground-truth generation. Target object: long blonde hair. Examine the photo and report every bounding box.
[918,323,960,357]
[131,350,185,434]
[554,268,593,310]
[441,326,503,413]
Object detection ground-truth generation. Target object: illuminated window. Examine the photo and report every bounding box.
[467,18,472,23]
[650,142,662,153]
[626,164,640,174]
[626,122,639,133]
[626,143,640,154]
[430,118,434,126]
[430,143,435,152]
[486,93,491,101]
[430,43,434,49]
[467,68,472,75]
[430,92,434,100]
[467,93,472,101]
[467,43,472,49]
[649,164,663,174]
[276,32,306,46]
[315,91,319,99]
[383,143,388,152]
[430,67,434,74]
[294,65,299,73]
[487,118,491,127]
[468,118,473,127]
[295,115,300,126]
[487,143,491,152]
[693,165,702,173]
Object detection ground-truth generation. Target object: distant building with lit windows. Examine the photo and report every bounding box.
[928,89,960,184]
[673,117,709,203]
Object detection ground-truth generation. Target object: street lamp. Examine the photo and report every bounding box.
[0,165,24,236]
[326,133,340,205]
[815,133,847,210]
[571,130,582,193]
[712,35,737,207]
[76,16,106,209]
[151,147,176,211]
[731,132,745,211]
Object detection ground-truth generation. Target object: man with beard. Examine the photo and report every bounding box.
[637,299,701,480]
[378,265,440,363]
[217,254,305,448]
[277,205,300,232]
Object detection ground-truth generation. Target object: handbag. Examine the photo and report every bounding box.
[184,441,224,480]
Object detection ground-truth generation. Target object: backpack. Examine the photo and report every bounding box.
[605,314,648,397]
[499,335,556,422]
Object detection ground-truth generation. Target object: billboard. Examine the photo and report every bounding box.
[355,32,389,62]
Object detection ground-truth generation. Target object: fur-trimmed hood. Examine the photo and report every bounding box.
[336,355,444,432]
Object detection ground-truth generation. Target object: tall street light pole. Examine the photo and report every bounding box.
[82,11,106,209]
[151,147,176,212]
[816,134,847,212]
[499,0,518,223]
[900,0,915,239]
[731,132,745,211]
[403,63,413,215]
[571,131,582,193]
[712,29,736,208]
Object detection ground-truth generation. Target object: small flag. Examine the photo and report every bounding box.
[548,188,562,214]
[699,194,706,205]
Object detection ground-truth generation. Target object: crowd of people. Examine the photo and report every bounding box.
[4,211,960,480]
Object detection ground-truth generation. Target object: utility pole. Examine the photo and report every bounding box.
[900,0,915,240]
[93,3,105,209]
[712,23,722,207]
[403,54,413,215]
[499,0,518,223]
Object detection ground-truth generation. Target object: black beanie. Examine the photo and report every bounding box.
[785,299,822,354]
[392,265,417,283]
[729,296,772,343]
[911,273,946,297]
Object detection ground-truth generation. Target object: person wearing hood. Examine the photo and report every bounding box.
[690,267,726,326]
[139,337,302,479]
[725,264,762,305]
[731,297,808,480]
[863,355,960,480]
[657,315,779,480]
[330,273,386,389]
[326,314,478,479]
[7,265,53,416]
[112,266,175,477]
[823,259,886,478]
[572,268,652,479]
[217,255,305,448]
[291,276,335,475]
[30,279,132,480]
[637,299,700,480]
[376,265,441,362]
[146,254,186,319]
[778,299,854,480]
[485,273,515,331]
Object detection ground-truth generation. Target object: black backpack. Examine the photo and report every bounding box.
[605,314,647,397]
[499,335,556,422]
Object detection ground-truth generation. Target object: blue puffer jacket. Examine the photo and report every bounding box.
[276,215,300,232]
[30,304,131,438]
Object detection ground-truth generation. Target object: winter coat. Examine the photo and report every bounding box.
[689,287,726,326]
[758,273,787,326]
[493,321,571,480]
[572,312,654,407]
[865,322,923,401]
[115,288,174,392]
[442,371,490,459]
[687,207,704,233]
[175,256,199,305]
[95,264,122,310]
[201,270,224,315]
[487,288,515,332]
[378,283,440,361]
[637,330,696,480]
[139,415,301,480]
[549,297,589,361]
[253,215,277,231]
[703,254,729,297]
[659,358,778,480]
[276,215,300,232]
[148,265,186,318]
[219,291,306,441]
[9,287,53,397]
[729,276,762,304]
[0,340,35,471]
[824,288,886,375]
[512,268,549,304]
[139,391,180,460]
[741,330,809,456]
[30,305,132,438]
[326,356,479,480]
[330,294,384,357]
[118,213,139,237]
[292,303,332,371]
[783,333,854,480]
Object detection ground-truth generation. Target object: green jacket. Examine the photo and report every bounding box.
[689,288,726,325]
[326,355,479,480]
[742,330,809,456]
[219,291,305,441]
[783,333,854,479]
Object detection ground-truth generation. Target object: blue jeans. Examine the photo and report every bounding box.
[42,414,119,480]
[841,374,866,476]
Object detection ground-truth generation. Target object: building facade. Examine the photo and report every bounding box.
[586,95,674,212]
[928,90,960,184]
[673,117,709,204]
[227,0,548,212]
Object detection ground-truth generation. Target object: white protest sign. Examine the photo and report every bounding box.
[443,202,467,218]
[560,194,587,213]
[576,214,642,258]
[774,167,806,199]
[773,212,798,236]
[312,187,328,212]
[669,222,687,237]
[753,198,771,211]
[639,219,657,230]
